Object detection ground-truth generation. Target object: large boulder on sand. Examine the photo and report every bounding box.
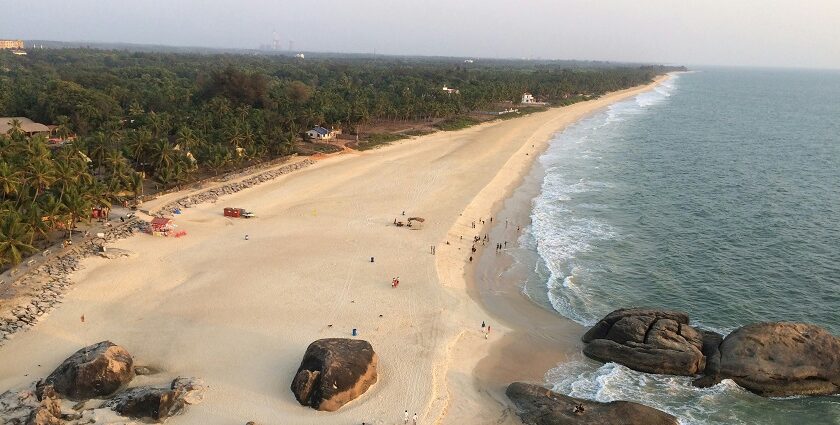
[506,382,678,425]
[290,338,378,411]
[581,308,707,376]
[37,341,134,401]
[107,387,182,421]
[107,377,206,421]
[717,322,840,397]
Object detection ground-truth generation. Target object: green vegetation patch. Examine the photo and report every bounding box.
[354,133,408,151]
[434,116,481,131]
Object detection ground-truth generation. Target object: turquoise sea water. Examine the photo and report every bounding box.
[522,69,840,424]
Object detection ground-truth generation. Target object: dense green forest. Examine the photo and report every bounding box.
[0,48,683,266]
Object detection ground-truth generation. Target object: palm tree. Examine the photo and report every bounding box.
[40,194,68,233]
[128,172,143,203]
[128,129,153,168]
[103,149,127,175]
[154,163,181,188]
[175,127,202,153]
[147,112,170,139]
[23,159,56,209]
[0,213,35,266]
[55,115,73,141]
[87,133,109,173]
[5,118,23,137]
[51,159,79,203]
[204,146,230,176]
[150,139,178,171]
[0,162,21,202]
[22,204,50,244]
[61,188,92,240]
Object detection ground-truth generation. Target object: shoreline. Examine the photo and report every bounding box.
[433,74,672,423]
[0,75,671,425]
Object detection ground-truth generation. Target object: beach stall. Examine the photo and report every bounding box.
[149,217,174,236]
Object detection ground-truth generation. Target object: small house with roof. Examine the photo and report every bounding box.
[442,85,460,94]
[0,117,51,137]
[306,126,338,141]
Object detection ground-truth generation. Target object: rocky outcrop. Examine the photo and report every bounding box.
[581,308,706,376]
[37,341,134,401]
[26,385,63,425]
[107,386,181,421]
[506,382,678,425]
[717,322,840,397]
[290,338,378,411]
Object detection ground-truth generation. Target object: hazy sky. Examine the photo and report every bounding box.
[2,0,839,69]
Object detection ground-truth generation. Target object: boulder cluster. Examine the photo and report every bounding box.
[0,341,204,424]
[580,308,840,397]
[290,338,379,412]
[156,159,314,214]
[0,219,141,345]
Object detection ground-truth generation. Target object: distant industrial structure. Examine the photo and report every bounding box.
[0,39,24,49]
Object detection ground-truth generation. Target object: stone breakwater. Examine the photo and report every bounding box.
[0,219,142,346]
[156,159,316,215]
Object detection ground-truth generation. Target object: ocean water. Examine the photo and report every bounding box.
[523,69,840,424]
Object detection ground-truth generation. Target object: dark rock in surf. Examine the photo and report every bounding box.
[506,382,678,425]
[692,330,723,388]
[717,322,840,397]
[581,308,706,376]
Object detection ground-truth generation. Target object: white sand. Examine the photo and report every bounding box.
[0,76,668,424]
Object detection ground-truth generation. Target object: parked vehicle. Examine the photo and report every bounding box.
[224,207,255,218]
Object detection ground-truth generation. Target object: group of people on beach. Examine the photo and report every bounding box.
[463,215,523,262]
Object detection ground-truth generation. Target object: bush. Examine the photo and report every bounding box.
[434,116,480,131]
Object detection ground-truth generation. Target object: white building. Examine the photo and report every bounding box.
[442,85,460,94]
[521,93,536,104]
[306,126,337,140]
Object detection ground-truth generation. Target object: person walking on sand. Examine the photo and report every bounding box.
[413,412,418,424]
[245,234,249,240]
[404,410,409,424]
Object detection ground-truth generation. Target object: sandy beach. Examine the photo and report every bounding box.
[0,76,668,424]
